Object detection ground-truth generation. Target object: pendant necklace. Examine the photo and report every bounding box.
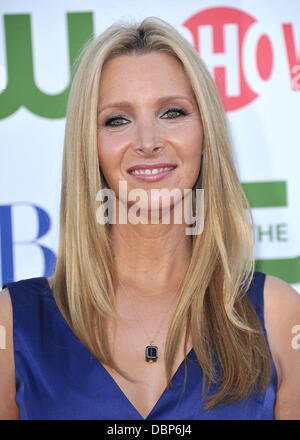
[118,279,183,363]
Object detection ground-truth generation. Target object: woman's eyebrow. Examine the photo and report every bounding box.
[97,95,193,114]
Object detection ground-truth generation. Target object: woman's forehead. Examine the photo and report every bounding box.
[98,52,195,106]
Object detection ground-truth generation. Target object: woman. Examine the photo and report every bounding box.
[0,17,300,420]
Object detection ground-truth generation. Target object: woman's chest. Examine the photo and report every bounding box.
[105,337,193,418]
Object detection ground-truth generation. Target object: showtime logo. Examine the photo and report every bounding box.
[184,7,300,111]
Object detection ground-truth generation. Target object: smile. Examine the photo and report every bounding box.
[127,166,176,182]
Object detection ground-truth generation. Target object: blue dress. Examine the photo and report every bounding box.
[3,271,277,420]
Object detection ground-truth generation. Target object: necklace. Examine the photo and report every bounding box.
[118,278,183,363]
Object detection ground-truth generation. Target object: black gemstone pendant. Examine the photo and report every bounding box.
[145,345,158,363]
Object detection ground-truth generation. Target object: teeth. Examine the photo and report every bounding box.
[131,167,174,175]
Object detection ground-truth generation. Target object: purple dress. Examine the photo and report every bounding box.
[3,271,277,419]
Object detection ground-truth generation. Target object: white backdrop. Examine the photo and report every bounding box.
[0,0,299,292]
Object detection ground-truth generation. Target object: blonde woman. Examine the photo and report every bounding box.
[0,17,300,420]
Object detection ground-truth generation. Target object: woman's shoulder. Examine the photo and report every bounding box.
[1,276,54,349]
[263,274,300,419]
[2,276,52,308]
[2,276,50,294]
[264,274,300,330]
[0,276,52,350]
[0,287,19,419]
[263,274,300,366]
[0,286,13,341]
[0,277,54,419]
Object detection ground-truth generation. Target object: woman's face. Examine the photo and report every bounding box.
[97,51,203,214]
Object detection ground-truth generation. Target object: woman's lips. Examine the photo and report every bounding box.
[127,167,176,182]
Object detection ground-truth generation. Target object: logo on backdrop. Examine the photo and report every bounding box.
[0,7,299,286]
[184,6,299,110]
[0,7,298,118]
[0,12,94,119]
[0,204,56,284]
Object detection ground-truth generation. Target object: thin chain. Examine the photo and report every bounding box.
[118,278,184,345]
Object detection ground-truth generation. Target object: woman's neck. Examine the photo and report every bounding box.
[111,221,192,295]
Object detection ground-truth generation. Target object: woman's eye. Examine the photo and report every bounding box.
[162,108,188,119]
[105,116,128,127]
[103,107,187,127]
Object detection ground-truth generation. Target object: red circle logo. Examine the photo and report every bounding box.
[183,7,274,111]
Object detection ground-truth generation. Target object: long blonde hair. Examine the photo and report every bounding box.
[50,16,272,410]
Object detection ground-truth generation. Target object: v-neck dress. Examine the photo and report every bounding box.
[3,271,277,420]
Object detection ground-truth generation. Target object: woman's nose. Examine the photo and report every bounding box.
[132,119,165,156]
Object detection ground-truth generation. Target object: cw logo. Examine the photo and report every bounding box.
[184,6,300,110]
[0,12,94,119]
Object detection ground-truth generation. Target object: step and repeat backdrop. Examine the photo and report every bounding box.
[0,0,299,292]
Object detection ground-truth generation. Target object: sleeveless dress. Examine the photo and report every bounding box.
[2,271,277,420]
